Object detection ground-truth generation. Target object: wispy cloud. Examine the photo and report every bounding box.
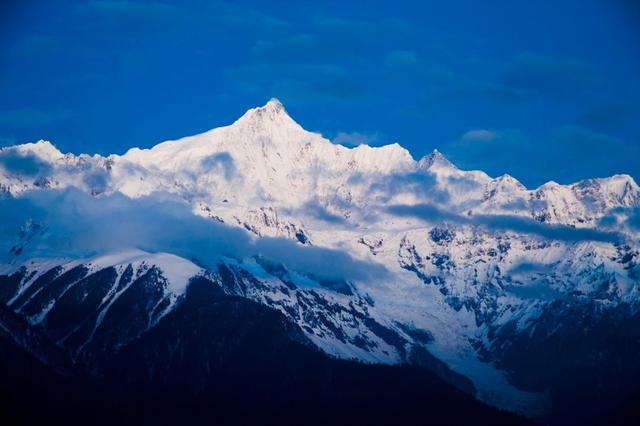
[215,8,291,32]
[461,129,497,142]
[299,200,347,224]
[387,203,622,243]
[427,53,603,105]
[0,189,389,283]
[200,152,236,181]
[0,150,53,176]
[579,100,638,129]
[332,132,378,147]
[76,0,192,25]
[501,53,598,99]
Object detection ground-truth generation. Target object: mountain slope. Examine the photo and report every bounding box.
[1,99,639,423]
[0,276,526,426]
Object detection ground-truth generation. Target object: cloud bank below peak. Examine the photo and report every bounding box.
[386,203,623,244]
[0,189,389,284]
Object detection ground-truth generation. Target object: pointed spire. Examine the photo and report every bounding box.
[233,98,301,132]
[264,97,284,112]
[495,174,525,188]
[418,149,455,170]
[485,174,527,195]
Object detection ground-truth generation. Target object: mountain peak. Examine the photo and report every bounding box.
[7,139,64,162]
[494,173,525,188]
[265,97,284,111]
[233,98,301,133]
[484,174,527,199]
[418,149,455,170]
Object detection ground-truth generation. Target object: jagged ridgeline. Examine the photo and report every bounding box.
[1,100,639,425]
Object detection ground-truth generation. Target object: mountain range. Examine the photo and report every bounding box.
[1,99,639,424]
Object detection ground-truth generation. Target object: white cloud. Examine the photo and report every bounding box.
[332,132,377,147]
[461,129,497,142]
[0,189,389,282]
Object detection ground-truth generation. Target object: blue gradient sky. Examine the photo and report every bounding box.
[1,0,639,187]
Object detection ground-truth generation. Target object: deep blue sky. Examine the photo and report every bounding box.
[1,0,639,187]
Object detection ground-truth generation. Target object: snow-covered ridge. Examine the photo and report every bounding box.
[1,99,637,231]
[1,99,639,416]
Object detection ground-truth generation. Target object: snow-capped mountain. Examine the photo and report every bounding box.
[1,99,639,423]
[2,99,637,229]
